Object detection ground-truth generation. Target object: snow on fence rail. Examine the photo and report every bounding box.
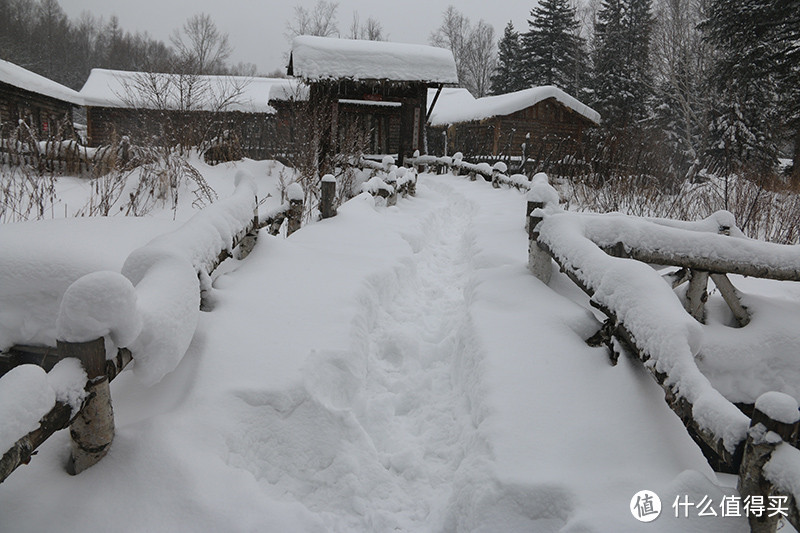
[408,151,531,191]
[0,170,306,482]
[525,178,800,533]
[0,154,420,482]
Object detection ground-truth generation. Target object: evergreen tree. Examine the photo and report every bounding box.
[490,21,525,94]
[592,0,653,129]
[702,0,800,182]
[523,0,585,94]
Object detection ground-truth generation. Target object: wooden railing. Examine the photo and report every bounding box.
[526,180,800,533]
[0,155,421,482]
[0,171,310,483]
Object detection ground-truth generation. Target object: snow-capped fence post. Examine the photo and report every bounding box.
[527,202,551,284]
[320,174,337,219]
[738,392,800,533]
[237,197,260,260]
[57,337,116,475]
[286,182,304,236]
[527,175,557,284]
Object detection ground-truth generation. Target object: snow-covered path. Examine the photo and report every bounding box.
[0,173,751,532]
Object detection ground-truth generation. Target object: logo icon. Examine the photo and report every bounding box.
[631,490,662,522]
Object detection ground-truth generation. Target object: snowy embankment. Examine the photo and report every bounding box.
[0,171,753,531]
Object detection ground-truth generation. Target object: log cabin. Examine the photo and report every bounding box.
[79,69,288,160]
[427,85,600,173]
[286,36,459,165]
[0,58,83,139]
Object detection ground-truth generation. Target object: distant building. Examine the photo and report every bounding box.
[79,69,287,160]
[287,36,459,165]
[0,58,83,138]
[427,85,600,172]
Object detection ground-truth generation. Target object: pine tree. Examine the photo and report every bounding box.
[490,21,525,95]
[523,0,585,94]
[592,0,653,130]
[702,0,800,182]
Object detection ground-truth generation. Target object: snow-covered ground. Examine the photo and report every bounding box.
[2,161,790,531]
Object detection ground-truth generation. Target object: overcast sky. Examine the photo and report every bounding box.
[57,0,532,75]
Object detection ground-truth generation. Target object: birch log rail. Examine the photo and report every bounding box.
[526,179,800,533]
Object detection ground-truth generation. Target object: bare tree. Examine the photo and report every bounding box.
[429,6,497,97]
[171,13,233,74]
[285,1,340,40]
[348,12,385,41]
[464,21,496,97]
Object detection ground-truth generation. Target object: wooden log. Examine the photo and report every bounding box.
[598,244,800,282]
[237,199,260,260]
[0,347,133,483]
[320,175,337,219]
[537,239,745,472]
[528,204,551,284]
[738,393,800,533]
[709,273,750,327]
[58,337,115,475]
[287,197,303,236]
[684,269,709,323]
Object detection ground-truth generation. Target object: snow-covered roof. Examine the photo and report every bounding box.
[267,78,309,102]
[79,69,284,113]
[289,36,459,84]
[0,58,83,106]
[428,85,600,126]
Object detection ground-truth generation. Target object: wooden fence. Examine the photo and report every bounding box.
[526,183,800,533]
[0,155,418,483]
[405,151,800,533]
[0,173,306,483]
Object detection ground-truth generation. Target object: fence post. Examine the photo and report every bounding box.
[58,337,115,475]
[287,183,304,236]
[320,174,337,219]
[738,392,800,533]
[528,201,551,284]
[684,269,709,323]
[238,196,259,259]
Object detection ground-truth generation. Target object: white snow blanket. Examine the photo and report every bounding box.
[0,58,83,105]
[0,172,759,532]
[290,36,459,83]
[80,69,282,113]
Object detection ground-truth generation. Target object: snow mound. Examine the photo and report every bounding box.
[755,391,800,424]
[56,271,141,346]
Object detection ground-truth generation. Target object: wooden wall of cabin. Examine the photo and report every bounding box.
[427,97,596,174]
[309,79,427,163]
[86,106,278,159]
[1,82,74,138]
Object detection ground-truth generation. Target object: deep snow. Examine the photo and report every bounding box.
[1,163,788,531]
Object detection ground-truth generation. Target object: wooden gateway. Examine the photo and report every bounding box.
[287,36,459,165]
[0,58,83,139]
[427,86,600,172]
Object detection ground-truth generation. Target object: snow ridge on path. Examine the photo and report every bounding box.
[222,181,490,531]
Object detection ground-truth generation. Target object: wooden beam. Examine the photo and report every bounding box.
[684,269,709,323]
[709,273,750,327]
[600,243,800,282]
